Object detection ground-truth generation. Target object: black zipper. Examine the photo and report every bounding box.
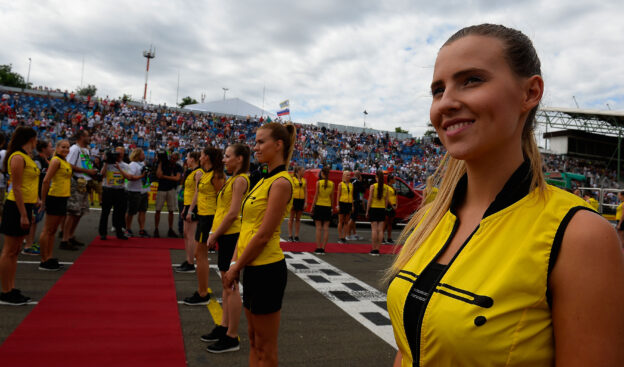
[409,218,481,366]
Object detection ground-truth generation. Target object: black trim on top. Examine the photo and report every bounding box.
[546,205,595,308]
[264,164,286,178]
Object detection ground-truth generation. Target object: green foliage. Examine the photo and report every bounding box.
[395,126,408,134]
[77,84,97,97]
[423,122,437,137]
[120,94,132,103]
[178,96,198,108]
[0,64,31,89]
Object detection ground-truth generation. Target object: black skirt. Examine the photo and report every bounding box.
[0,200,34,237]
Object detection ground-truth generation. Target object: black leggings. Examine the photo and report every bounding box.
[99,187,127,235]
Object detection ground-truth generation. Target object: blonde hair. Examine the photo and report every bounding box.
[258,122,297,169]
[129,148,144,162]
[384,24,546,284]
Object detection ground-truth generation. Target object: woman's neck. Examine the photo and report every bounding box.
[267,159,285,172]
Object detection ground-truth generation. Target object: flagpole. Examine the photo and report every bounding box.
[261,84,265,119]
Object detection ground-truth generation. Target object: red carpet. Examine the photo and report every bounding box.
[0,244,186,367]
[90,236,185,250]
[280,241,401,254]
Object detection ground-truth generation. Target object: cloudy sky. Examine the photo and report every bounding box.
[1,0,623,135]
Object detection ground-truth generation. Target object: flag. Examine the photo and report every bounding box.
[363,110,368,115]
[277,108,290,116]
[280,100,289,109]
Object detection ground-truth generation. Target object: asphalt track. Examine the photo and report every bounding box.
[0,209,401,366]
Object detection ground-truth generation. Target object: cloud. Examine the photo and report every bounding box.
[1,0,623,136]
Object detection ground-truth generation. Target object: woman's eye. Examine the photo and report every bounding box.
[464,76,483,85]
[431,87,444,97]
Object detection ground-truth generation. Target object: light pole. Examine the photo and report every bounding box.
[26,58,31,87]
[143,46,156,102]
[222,87,229,100]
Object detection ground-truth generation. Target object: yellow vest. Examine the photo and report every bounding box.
[7,151,40,204]
[292,176,306,200]
[238,168,293,266]
[212,173,250,235]
[588,197,599,211]
[617,202,623,221]
[183,167,201,206]
[388,186,397,206]
[48,156,72,197]
[370,183,388,208]
[387,172,591,366]
[197,169,217,216]
[316,179,333,207]
[339,181,353,203]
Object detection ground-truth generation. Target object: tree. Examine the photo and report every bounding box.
[77,84,97,97]
[395,127,408,134]
[423,122,438,138]
[120,94,132,103]
[0,64,31,89]
[178,96,198,108]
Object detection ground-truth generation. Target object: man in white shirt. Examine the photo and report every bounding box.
[62,129,98,250]
[123,148,149,237]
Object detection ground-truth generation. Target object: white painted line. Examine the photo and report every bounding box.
[284,251,397,349]
[18,261,74,265]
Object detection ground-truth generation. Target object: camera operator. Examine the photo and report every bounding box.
[62,129,99,251]
[154,151,182,238]
[98,147,133,240]
[124,148,149,237]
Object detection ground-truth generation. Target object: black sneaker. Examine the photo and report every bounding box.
[59,241,78,251]
[167,229,179,238]
[116,233,129,240]
[0,289,31,306]
[288,236,294,242]
[153,229,160,238]
[38,258,63,271]
[369,249,380,256]
[200,325,227,342]
[139,230,150,238]
[100,235,107,240]
[206,335,240,353]
[314,248,322,254]
[294,236,300,241]
[69,238,85,247]
[386,238,394,244]
[183,291,210,306]
[175,261,195,273]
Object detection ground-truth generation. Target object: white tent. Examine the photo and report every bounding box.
[184,98,276,118]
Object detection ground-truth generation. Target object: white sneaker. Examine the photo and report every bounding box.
[355,235,365,240]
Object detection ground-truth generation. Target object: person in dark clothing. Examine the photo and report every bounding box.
[347,170,365,240]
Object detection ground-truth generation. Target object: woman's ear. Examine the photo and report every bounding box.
[522,75,544,112]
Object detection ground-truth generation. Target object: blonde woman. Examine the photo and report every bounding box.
[386,24,623,366]
[336,170,353,244]
[366,170,388,256]
[288,165,306,242]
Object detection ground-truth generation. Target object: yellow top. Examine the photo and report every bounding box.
[238,168,293,266]
[316,179,334,207]
[616,202,623,221]
[388,185,397,206]
[588,197,599,211]
[183,168,201,206]
[387,168,591,366]
[370,183,388,208]
[197,169,217,216]
[48,156,72,197]
[7,150,40,204]
[292,175,306,200]
[339,181,353,203]
[212,173,250,235]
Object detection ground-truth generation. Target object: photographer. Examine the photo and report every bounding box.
[154,151,182,238]
[98,147,132,240]
[124,148,149,237]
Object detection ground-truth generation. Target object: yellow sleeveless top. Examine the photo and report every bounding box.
[183,167,201,206]
[370,183,388,208]
[388,186,397,206]
[292,176,306,200]
[212,173,250,235]
[197,169,217,216]
[387,164,592,367]
[316,179,333,207]
[48,156,72,197]
[238,168,293,266]
[7,151,40,204]
[339,181,353,203]
[617,202,623,221]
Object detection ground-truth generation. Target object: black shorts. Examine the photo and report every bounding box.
[127,191,148,215]
[313,205,332,222]
[292,198,305,211]
[243,259,287,314]
[0,200,33,237]
[217,233,239,272]
[195,215,214,243]
[369,207,386,222]
[339,202,352,215]
[181,205,198,222]
[351,200,361,220]
[45,195,68,216]
[386,207,396,219]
